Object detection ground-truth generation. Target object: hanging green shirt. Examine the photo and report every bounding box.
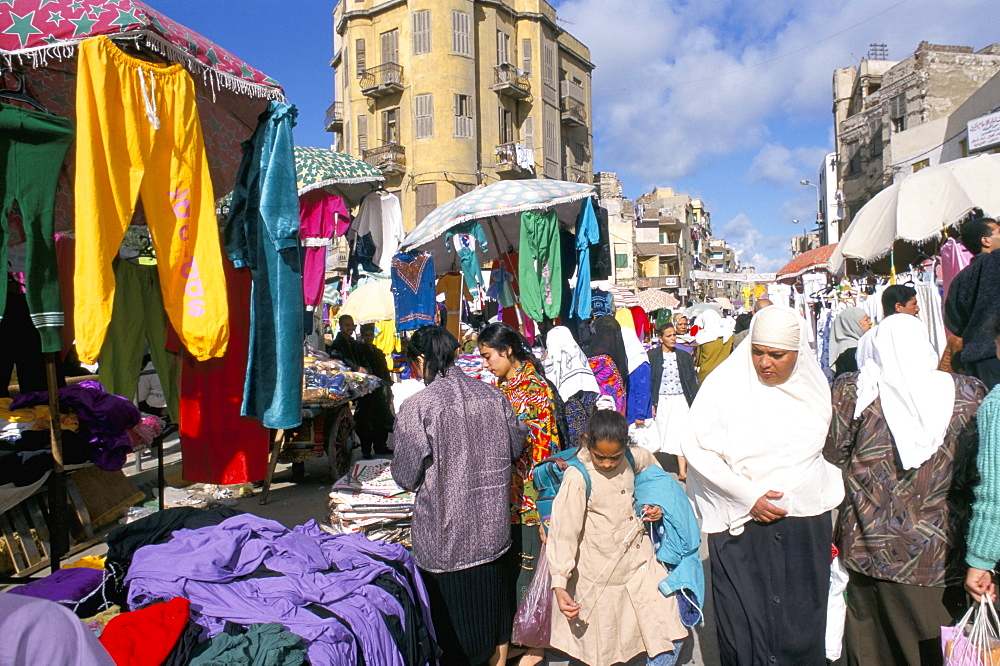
[518,210,562,321]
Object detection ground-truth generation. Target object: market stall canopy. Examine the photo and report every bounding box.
[399,179,596,267]
[776,243,837,282]
[1,0,285,231]
[829,153,1000,275]
[338,279,393,325]
[603,284,638,308]
[220,146,384,208]
[711,296,735,311]
[685,303,723,319]
[637,289,678,312]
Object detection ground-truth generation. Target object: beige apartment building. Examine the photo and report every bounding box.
[832,42,1000,232]
[327,0,595,232]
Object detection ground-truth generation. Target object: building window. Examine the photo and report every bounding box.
[357,115,368,151]
[960,139,969,157]
[615,253,628,269]
[543,43,555,88]
[380,29,399,65]
[414,94,433,139]
[523,116,534,149]
[454,94,473,138]
[415,183,437,224]
[499,106,514,144]
[871,122,883,157]
[889,93,906,132]
[355,39,366,77]
[381,108,399,144]
[452,11,471,56]
[911,158,930,173]
[545,118,556,157]
[521,39,532,75]
[846,141,861,175]
[454,182,475,197]
[497,30,510,65]
[412,10,431,55]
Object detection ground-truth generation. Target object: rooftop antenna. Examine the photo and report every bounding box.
[866,43,889,60]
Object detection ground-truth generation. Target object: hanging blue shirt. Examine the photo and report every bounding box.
[391,252,437,332]
[570,199,600,319]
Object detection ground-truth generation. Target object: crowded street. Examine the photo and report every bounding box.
[1,1,1000,665]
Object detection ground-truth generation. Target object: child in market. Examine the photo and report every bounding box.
[547,410,689,666]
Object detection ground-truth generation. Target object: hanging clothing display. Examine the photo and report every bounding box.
[97,259,180,422]
[0,102,73,353]
[589,204,613,281]
[630,306,651,339]
[570,200,600,319]
[73,36,229,363]
[299,190,349,308]
[226,100,303,430]
[180,264,269,484]
[346,232,380,280]
[354,192,404,274]
[615,307,635,331]
[915,280,947,358]
[0,285,46,395]
[391,252,436,332]
[940,237,972,302]
[591,289,613,318]
[518,210,561,322]
[445,221,489,293]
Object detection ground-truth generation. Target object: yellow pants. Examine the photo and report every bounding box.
[74,36,228,363]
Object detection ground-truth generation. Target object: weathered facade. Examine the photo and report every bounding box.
[833,42,1000,232]
[329,0,595,231]
[594,172,636,287]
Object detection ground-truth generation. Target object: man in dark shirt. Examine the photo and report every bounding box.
[328,314,365,371]
[946,217,1000,389]
[354,323,393,458]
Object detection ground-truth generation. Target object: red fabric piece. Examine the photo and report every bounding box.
[630,306,650,340]
[180,262,269,484]
[99,597,190,666]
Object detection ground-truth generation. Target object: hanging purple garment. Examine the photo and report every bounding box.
[124,514,434,666]
[941,237,974,335]
[10,380,140,470]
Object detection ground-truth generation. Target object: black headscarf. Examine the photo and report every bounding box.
[583,315,630,392]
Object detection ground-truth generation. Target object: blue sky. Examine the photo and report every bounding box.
[153,0,997,271]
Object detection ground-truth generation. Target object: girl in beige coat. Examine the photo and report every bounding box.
[549,410,687,664]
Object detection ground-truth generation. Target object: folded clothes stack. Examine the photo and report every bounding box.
[328,458,414,547]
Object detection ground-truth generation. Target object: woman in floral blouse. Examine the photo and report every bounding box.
[479,322,564,665]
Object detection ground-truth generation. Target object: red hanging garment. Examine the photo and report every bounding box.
[179,262,269,484]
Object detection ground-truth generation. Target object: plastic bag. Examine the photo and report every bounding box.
[629,420,659,453]
[511,542,552,648]
[825,555,849,661]
[943,596,1000,666]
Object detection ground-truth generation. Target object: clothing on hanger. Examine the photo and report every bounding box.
[391,252,436,332]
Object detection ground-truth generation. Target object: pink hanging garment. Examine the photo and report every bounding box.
[299,190,350,308]
[940,237,973,334]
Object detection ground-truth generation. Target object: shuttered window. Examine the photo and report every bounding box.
[357,115,368,151]
[415,183,437,224]
[545,118,556,157]
[454,94,473,138]
[521,39,532,74]
[382,108,399,144]
[414,94,433,139]
[543,43,555,87]
[523,116,534,149]
[381,29,399,64]
[452,11,471,55]
[499,106,514,145]
[497,31,510,65]
[412,11,431,55]
[355,39,366,77]
[454,182,474,197]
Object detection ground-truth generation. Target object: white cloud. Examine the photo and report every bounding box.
[722,213,790,272]
[747,143,830,185]
[557,0,998,188]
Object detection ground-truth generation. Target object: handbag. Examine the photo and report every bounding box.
[943,595,1000,666]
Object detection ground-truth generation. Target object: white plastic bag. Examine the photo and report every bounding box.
[826,556,849,661]
[628,420,660,453]
[943,595,1000,666]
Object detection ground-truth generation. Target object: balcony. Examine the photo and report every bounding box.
[637,275,682,289]
[561,79,586,104]
[359,63,403,98]
[495,142,534,176]
[362,143,406,176]
[561,97,586,127]
[324,101,343,132]
[491,63,531,101]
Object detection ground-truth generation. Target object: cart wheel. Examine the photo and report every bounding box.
[325,405,355,479]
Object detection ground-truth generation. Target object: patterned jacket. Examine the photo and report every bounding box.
[825,372,987,587]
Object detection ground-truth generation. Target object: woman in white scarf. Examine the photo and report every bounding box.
[825,309,988,664]
[543,326,601,448]
[682,306,844,665]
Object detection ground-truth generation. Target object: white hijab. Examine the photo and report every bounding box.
[543,326,600,402]
[620,326,649,375]
[828,307,868,366]
[853,314,956,470]
[694,309,735,345]
[682,306,844,534]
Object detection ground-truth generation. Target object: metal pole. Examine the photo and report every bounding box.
[44,353,67,572]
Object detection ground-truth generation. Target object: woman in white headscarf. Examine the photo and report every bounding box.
[692,309,734,384]
[620,325,653,426]
[543,326,601,449]
[828,307,872,377]
[825,313,986,665]
[682,306,844,666]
